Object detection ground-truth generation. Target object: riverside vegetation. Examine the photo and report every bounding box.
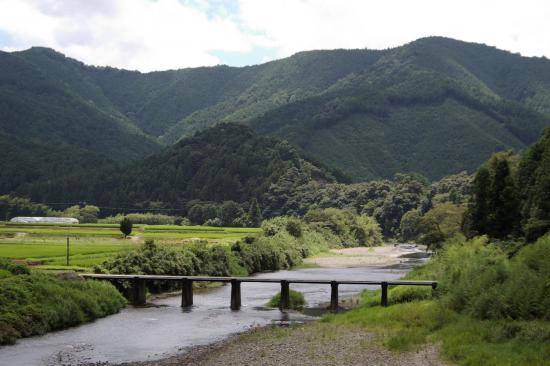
[0,258,126,345]
[0,209,382,344]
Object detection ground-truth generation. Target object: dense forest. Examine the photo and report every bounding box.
[1,37,550,190]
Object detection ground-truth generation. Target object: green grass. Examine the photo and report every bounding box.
[0,271,126,344]
[322,300,550,366]
[0,223,260,269]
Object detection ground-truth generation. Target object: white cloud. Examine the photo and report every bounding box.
[0,0,548,71]
[0,0,263,71]
[237,0,550,60]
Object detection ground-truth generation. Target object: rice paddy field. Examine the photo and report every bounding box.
[0,222,261,270]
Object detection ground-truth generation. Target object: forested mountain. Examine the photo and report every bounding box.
[16,124,336,209]
[0,49,161,168]
[1,36,550,191]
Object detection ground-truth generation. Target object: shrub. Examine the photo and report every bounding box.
[119,218,133,237]
[401,234,550,321]
[0,273,126,345]
[0,258,30,275]
[267,289,306,310]
[101,213,180,225]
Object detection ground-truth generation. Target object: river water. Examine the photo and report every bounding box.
[0,251,426,366]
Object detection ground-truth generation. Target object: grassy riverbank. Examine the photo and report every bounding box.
[94,212,383,292]
[141,234,549,366]
[0,259,126,345]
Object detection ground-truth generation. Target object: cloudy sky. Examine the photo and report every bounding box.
[0,0,548,72]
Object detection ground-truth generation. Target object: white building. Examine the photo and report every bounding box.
[10,217,79,224]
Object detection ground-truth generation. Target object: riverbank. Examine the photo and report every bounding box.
[122,322,448,366]
[115,245,442,366]
[304,244,426,268]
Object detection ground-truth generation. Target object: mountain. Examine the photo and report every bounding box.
[2,37,550,190]
[17,124,335,208]
[0,48,161,161]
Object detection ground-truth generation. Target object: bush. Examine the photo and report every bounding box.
[0,258,30,275]
[402,235,550,321]
[268,289,306,310]
[101,213,180,225]
[0,273,126,344]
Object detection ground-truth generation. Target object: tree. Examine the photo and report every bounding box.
[79,205,100,223]
[63,204,100,223]
[489,159,520,237]
[464,167,491,237]
[419,203,466,250]
[248,198,263,227]
[399,209,422,241]
[120,218,133,237]
[219,201,244,227]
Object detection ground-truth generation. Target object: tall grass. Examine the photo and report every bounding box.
[0,263,126,345]
[327,234,550,365]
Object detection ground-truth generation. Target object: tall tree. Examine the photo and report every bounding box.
[248,198,263,227]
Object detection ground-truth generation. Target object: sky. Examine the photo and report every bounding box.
[0,0,548,72]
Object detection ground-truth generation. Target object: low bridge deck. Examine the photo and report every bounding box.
[81,273,437,311]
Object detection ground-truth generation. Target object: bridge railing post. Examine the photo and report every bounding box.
[132,277,146,306]
[181,278,193,307]
[381,281,388,307]
[230,279,241,310]
[280,280,290,310]
[330,281,339,312]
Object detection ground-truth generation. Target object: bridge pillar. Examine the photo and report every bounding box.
[280,280,290,310]
[132,277,146,306]
[330,281,339,312]
[181,279,193,307]
[381,281,388,307]
[230,279,241,310]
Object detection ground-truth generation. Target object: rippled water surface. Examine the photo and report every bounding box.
[0,251,425,366]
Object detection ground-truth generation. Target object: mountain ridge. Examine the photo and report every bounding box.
[1,36,550,189]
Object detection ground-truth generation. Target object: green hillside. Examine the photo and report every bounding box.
[17,123,335,208]
[1,36,550,191]
[0,49,161,161]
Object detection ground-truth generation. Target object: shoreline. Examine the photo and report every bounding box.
[304,244,426,268]
[110,244,440,366]
[118,322,447,366]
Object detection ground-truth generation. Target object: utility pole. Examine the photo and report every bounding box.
[66,237,70,266]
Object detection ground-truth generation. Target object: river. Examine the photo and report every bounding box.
[0,249,426,366]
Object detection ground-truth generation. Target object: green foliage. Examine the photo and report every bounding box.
[3,37,550,208]
[100,213,183,225]
[464,125,550,242]
[247,198,263,227]
[325,301,550,365]
[0,269,126,345]
[340,233,550,365]
[519,125,550,241]
[404,235,550,320]
[399,209,422,242]
[119,218,133,237]
[0,48,161,189]
[63,205,100,223]
[267,289,306,310]
[98,213,382,285]
[0,258,31,275]
[417,203,466,250]
[0,195,56,221]
[19,124,335,216]
[464,152,521,239]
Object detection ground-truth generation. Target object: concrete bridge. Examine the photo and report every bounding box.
[81,274,437,312]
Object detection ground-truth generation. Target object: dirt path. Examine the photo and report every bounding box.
[122,323,448,366]
[304,245,422,268]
